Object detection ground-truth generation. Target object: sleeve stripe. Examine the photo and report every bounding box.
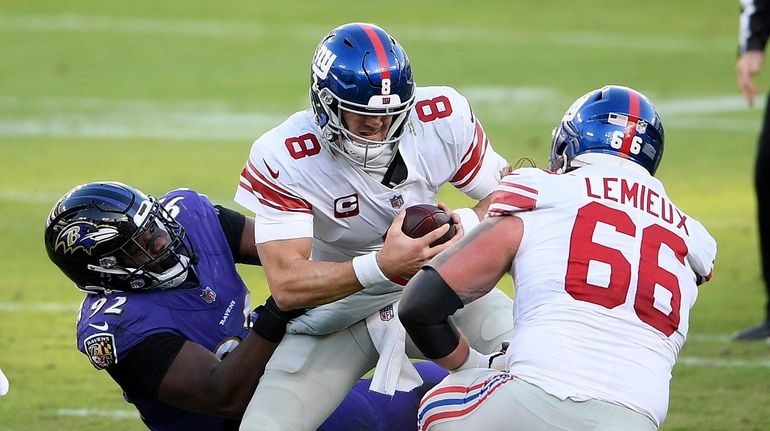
[239,161,313,213]
[450,120,488,189]
[499,180,538,195]
[489,189,537,212]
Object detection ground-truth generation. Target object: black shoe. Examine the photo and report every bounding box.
[732,320,770,341]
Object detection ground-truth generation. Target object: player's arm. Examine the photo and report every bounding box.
[444,92,510,230]
[258,210,456,310]
[399,215,521,370]
[737,0,770,105]
[107,298,300,418]
[215,205,260,265]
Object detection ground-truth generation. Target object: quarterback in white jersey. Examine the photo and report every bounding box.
[234,23,514,430]
[400,85,717,431]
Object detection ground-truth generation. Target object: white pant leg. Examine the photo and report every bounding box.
[420,370,658,431]
[406,287,514,358]
[453,287,514,353]
[239,320,377,431]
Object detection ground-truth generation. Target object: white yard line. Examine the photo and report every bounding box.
[0,13,725,51]
[0,91,761,140]
[0,302,79,312]
[58,408,140,420]
[679,357,770,369]
[0,96,289,141]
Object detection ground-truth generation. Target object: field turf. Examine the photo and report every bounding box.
[1,1,768,430]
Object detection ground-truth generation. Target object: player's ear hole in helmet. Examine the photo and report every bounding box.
[548,85,665,175]
[44,181,197,294]
[309,22,416,167]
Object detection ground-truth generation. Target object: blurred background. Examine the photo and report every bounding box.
[1,1,768,429]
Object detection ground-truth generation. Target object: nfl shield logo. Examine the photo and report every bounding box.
[379,304,394,321]
[200,287,217,304]
[389,194,404,210]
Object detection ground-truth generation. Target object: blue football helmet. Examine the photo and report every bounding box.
[549,85,665,175]
[310,22,415,167]
[44,181,195,293]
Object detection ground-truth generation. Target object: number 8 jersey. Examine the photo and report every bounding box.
[488,164,717,427]
[235,86,508,333]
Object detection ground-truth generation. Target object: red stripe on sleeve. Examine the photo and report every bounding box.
[490,189,536,210]
[240,162,312,213]
[450,121,488,188]
[499,180,538,195]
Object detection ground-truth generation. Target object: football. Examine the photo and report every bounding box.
[401,204,457,247]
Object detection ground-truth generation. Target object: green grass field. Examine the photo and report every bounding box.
[2,1,769,430]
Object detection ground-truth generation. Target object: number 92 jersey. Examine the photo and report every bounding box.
[487,165,717,427]
[75,189,252,372]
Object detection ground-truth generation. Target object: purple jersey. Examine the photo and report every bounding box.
[75,189,447,430]
[319,361,448,431]
[76,189,251,430]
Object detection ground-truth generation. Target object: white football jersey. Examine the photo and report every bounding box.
[488,164,716,427]
[235,86,507,332]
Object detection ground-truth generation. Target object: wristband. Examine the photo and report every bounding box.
[454,207,481,233]
[352,252,389,288]
[251,300,290,343]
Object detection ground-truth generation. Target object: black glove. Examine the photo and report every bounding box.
[251,296,306,343]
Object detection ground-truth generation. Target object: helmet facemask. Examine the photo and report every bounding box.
[45,182,197,295]
[86,199,194,292]
[312,80,414,168]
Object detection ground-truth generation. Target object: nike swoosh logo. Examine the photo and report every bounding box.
[263,159,280,179]
[88,322,109,331]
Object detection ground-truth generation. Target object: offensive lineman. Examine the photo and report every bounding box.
[234,22,514,430]
[400,86,717,430]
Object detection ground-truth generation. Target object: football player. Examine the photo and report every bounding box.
[733,0,770,340]
[44,181,448,431]
[399,86,717,430]
[234,22,514,430]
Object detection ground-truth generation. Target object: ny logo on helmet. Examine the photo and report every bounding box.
[55,222,119,255]
[312,45,337,80]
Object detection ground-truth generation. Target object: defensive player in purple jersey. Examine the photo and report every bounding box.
[44,181,447,431]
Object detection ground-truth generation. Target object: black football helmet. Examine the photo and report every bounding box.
[44,181,195,293]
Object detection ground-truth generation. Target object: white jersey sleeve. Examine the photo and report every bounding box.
[418,86,508,200]
[682,217,716,284]
[234,112,315,243]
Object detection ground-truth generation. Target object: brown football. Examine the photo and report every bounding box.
[401,204,457,247]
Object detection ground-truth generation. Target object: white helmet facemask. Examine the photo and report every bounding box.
[314,84,413,169]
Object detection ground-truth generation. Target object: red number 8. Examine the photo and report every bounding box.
[416,96,453,122]
[285,133,321,159]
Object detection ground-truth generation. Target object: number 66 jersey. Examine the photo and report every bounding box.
[488,164,717,428]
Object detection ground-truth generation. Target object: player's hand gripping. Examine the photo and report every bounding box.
[436,201,467,239]
[376,210,463,279]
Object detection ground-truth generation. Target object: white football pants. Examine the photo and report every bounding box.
[418,369,658,431]
[238,288,513,431]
